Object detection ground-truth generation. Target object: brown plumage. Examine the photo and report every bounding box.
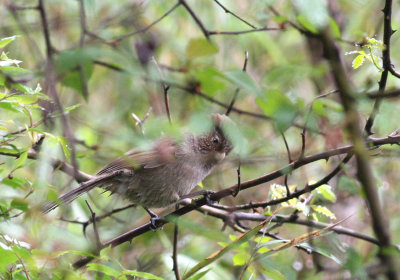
[42,114,233,213]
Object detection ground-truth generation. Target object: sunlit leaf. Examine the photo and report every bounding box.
[311,205,336,220]
[0,246,18,272]
[0,36,19,48]
[352,54,365,69]
[232,252,249,266]
[315,184,336,202]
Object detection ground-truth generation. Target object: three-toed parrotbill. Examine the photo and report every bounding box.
[43,114,233,227]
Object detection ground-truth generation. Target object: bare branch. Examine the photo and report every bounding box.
[213,0,256,29]
[321,29,398,280]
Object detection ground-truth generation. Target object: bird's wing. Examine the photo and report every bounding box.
[96,137,178,175]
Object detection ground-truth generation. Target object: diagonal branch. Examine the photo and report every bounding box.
[213,0,256,29]
[71,133,400,268]
[179,0,209,39]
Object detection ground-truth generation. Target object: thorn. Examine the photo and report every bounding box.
[392,29,397,35]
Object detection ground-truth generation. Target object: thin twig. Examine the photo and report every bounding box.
[213,0,256,29]
[321,29,398,280]
[208,27,280,35]
[365,0,396,135]
[299,89,339,159]
[78,0,89,98]
[71,131,400,267]
[179,0,209,39]
[162,80,311,131]
[38,0,80,181]
[281,132,292,195]
[226,50,249,115]
[152,57,172,123]
[231,159,241,197]
[215,153,353,211]
[172,205,181,280]
[112,2,181,43]
[60,203,136,230]
[85,200,102,250]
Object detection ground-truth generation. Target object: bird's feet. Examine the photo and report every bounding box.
[144,207,163,232]
[201,190,217,205]
[179,190,218,205]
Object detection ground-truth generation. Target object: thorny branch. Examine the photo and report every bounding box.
[365,0,399,135]
[321,29,398,280]
[71,133,400,268]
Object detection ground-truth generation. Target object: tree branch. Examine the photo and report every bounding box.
[321,29,398,280]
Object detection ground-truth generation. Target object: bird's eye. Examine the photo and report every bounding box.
[212,137,219,144]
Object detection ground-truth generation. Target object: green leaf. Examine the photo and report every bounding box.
[0,36,19,48]
[87,263,120,277]
[183,218,272,279]
[315,184,336,202]
[310,205,336,220]
[329,18,341,38]
[9,95,39,104]
[223,70,261,96]
[14,151,28,169]
[232,252,249,266]
[257,247,269,254]
[0,101,25,113]
[296,14,317,33]
[352,54,365,69]
[256,90,297,131]
[186,38,219,58]
[301,243,342,265]
[261,266,286,280]
[186,269,211,280]
[312,98,343,116]
[10,198,29,211]
[194,67,226,95]
[55,48,97,99]
[0,245,18,272]
[58,136,71,159]
[64,104,82,113]
[2,176,30,189]
[122,270,163,280]
[338,175,359,195]
[0,66,31,77]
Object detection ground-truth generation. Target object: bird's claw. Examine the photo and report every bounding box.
[202,190,217,205]
[149,216,163,232]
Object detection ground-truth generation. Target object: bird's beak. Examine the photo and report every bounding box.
[214,151,226,162]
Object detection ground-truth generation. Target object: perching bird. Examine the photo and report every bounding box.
[42,114,233,227]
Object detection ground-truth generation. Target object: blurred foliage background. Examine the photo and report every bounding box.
[0,0,400,279]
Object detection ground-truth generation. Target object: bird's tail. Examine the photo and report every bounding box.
[41,171,122,213]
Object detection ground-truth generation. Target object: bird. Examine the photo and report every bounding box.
[42,114,233,228]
